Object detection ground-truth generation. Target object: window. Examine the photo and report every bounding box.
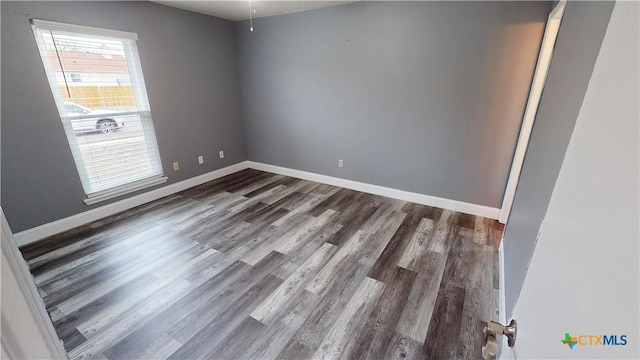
[31,20,166,204]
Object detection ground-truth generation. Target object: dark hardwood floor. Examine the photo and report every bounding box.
[20,169,503,360]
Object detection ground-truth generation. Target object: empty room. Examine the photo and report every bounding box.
[1,1,638,360]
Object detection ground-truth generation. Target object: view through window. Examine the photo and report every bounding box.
[32,20,165,204]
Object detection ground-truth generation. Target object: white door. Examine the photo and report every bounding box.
[500,2,639,358]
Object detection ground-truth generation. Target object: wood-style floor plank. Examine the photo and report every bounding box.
[251,242,337,324]
[351,266,417,359]
[396,250,447,343]
[384,331,427,360]
[311,276,386,359]
[287,255,373,351]
[397,217,435,271]
[243,290,321,360]
[423,282,467,359]
[20,169,503,360]
[367,203,436,284]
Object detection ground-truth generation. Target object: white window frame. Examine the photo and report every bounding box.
[31,19,167,205]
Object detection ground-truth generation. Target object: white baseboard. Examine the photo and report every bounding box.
[13,161,250,247]
[14,160,501,247]
[248,161,500,219]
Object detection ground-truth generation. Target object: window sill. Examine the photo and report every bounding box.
[83,176,168,205]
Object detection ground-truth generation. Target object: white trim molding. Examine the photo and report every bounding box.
[84,176,168,205]
[499,238,507,326]
[14,160,500,247]
[13,161,249,247]
[248,162,500,219]
[31,19,138,40]
[1,209,69,359]
[498,0,566,224]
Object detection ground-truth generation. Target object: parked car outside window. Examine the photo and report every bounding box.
[64,101,125,134]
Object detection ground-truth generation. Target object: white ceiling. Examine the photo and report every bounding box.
[151,1,356,22]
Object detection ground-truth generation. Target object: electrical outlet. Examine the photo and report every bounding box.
[219,150,225,159]
[198,156,204,164]
[173,162,180,171]
[338,159,344,168]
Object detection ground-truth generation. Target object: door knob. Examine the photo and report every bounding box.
[485,319,518,347]
[482,334,500,360]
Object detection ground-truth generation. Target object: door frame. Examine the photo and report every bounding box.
[1,209,68,359]
[499,1,567,224]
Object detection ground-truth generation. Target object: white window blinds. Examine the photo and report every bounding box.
[31,20,166,204]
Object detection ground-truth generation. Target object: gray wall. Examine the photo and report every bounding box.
[503,1,614,316]
[236,1,551,208]
[1,1,247,232]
